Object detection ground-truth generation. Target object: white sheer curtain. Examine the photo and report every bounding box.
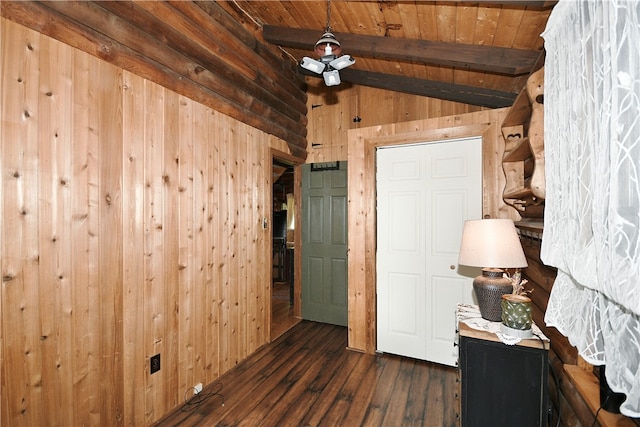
[541,0,640,417]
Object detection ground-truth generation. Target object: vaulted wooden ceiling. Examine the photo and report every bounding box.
[236,0,554,107]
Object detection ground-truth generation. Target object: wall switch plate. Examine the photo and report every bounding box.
[150,354,161,374]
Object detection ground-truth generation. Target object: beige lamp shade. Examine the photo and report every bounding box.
[458,219,527,269]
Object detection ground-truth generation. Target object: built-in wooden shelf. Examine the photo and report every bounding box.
[503,136,532,162]
[501,88,532,129]
[501,67,545,218]
[503,186,534,200]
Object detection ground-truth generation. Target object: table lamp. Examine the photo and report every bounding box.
[458,218,528,321]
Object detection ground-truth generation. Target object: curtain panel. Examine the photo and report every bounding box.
[541,0,640,417]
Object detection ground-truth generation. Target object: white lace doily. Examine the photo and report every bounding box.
[456,303,549,346]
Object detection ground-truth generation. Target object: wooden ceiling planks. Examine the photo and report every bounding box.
[395,2,422,39]
[453,3,480,87]
[2,0,553,112]
[240,0,553,105]
[470,5,501,89]
[513,8,550,51]
[387,2,425,80]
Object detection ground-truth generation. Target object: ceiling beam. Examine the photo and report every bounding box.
[300,68,517,108]
[264,25,541,76]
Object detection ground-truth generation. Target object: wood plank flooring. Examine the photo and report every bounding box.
[271,281,300,340]
[154,321,460,426]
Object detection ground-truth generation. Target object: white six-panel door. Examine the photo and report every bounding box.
[376,137,482,366]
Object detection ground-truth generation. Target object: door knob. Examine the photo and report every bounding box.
[450,265,456,270]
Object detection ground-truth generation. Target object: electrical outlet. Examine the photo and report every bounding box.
[150,354,161,374]
[194,382,203,395]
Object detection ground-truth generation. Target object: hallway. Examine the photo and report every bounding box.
[154,321,460,427]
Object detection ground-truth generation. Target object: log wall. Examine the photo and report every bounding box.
[0,0,308,159]
[0,18,285,426]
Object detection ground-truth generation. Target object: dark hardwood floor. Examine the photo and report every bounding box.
[154,321,460,427]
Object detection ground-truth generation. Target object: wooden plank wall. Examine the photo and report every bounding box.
[345,108,517,354]
[305,79,485,163]
[304,80,513,354]
[0,18,283,426]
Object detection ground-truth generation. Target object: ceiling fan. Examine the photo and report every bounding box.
[299,0,355,86]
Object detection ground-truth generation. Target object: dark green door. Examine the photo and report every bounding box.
[301,163,348,326]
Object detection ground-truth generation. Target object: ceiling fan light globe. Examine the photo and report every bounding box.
[323,69,341,86]
[301,57,326,74]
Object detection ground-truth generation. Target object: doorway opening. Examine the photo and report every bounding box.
[271,156,301,339]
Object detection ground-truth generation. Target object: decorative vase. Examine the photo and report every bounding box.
[473,268,513,322]
[501,294,532,330]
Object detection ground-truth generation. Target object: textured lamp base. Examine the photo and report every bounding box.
[473,268,512,322]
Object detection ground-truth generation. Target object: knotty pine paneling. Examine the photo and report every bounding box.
[1,18,281,426]
[305,79,485,163]
[346,108,516,354]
